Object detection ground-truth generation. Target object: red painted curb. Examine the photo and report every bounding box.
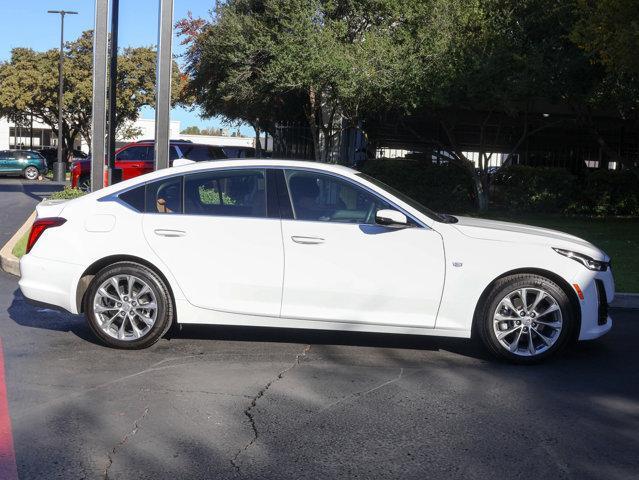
[0,339,18,480]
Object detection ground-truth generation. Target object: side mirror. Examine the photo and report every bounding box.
[172,158,196,168]
[375,209,409,228]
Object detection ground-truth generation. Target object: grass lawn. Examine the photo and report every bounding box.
[11,231,28,259]
[475,213,639,293]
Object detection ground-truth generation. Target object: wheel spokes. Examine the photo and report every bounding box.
[93,274,158,341]
[493,287,563,357]
[509,328,524,352]
[536,303,559,318]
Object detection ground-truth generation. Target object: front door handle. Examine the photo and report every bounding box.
[291,236,325,245]
[154,229,186,237]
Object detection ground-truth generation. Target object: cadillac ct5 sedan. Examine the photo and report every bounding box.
[19,160,614,363]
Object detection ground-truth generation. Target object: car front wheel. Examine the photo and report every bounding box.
[84,262,174,349]
[477,274,577,363]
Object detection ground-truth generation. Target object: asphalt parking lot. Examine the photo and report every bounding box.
[0,177,638,479]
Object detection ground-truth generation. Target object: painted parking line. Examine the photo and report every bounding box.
[0,339,18,480]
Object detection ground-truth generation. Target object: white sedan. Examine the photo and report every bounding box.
[19,159,614,363]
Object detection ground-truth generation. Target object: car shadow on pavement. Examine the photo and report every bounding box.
[167,323,492,363]
[7,289,100,346]
[7,287,613,366]
[8,286,490,360]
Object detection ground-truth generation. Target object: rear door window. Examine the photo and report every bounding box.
[146,177,183,214]
[184,169,266,217]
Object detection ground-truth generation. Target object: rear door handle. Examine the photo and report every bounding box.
[291,236,325,245]
[154,229,186,237]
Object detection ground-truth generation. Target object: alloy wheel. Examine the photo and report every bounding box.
[492,287,563,357]
[25,167,38,180]
[79,178,91,192]
[92,274,158,341]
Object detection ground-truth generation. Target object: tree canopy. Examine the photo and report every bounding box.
[178,0,639,207]
[0,30,184,156]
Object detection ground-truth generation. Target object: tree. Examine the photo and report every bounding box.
[570,0,639,170]
[181,125,201,135]
[178,0,639,208]
[0,30,185,157]
[178,0,405,161]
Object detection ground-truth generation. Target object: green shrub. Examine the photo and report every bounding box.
[49,187,86,200]
[198,186,236,205]
[567,170,639,216]
[492,166,575,213]
[358,159,475,213]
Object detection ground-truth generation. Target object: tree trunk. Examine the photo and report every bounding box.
[304,87,321,162]
[440,120,489,211]
[253,124,262,158]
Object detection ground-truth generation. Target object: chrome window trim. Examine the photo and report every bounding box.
[98,164,428,228]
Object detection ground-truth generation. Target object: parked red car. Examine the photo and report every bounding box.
[71,140,227,191]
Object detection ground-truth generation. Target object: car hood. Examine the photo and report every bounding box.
[451,216,608,260]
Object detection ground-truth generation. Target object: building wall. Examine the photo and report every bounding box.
[0,119,9,150]
[1,116,258,153]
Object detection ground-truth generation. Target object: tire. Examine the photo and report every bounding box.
[476,274,577,364]
[24,166,39,180]
[84,262,174,349]
[78,175,91,192]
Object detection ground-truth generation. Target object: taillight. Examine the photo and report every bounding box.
[26,218,67,254]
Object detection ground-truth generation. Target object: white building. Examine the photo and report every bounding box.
[0,116,258,152]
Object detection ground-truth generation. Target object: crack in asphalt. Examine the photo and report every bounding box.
[230,344,311,476]
[104,406,150,480]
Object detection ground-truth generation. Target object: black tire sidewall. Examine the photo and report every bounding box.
[479,275,576,364]
[85,263,172,349]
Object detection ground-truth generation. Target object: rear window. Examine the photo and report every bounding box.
[119,185,146,211]
[180,145,224,161]
[146,177,183,214]
[118,178,185,214]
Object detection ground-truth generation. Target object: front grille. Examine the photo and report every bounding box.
[595,280,608,325]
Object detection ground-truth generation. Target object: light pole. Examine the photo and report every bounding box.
[47,9,78,182]
[107,0,120,185]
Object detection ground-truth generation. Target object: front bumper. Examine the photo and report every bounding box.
[572,267,615,341]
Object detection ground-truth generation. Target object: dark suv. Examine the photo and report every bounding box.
[71,140,227,191]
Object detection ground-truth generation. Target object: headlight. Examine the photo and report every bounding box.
[553,248,609,271]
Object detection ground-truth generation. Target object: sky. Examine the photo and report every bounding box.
[0,0,252,135]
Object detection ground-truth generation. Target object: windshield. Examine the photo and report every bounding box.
[356,172,450,223]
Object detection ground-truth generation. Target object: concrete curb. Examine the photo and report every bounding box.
[0,211,36,277]
[611,293,639,310]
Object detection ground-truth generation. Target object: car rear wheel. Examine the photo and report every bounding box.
[477,274,577,364]
[24,166,39,180]
[85,262,173,349]
[78,175,91,192]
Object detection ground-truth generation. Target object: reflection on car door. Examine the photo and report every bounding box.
[0,151,21,173]
[141,169,284,316]
[279,169,445,328]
